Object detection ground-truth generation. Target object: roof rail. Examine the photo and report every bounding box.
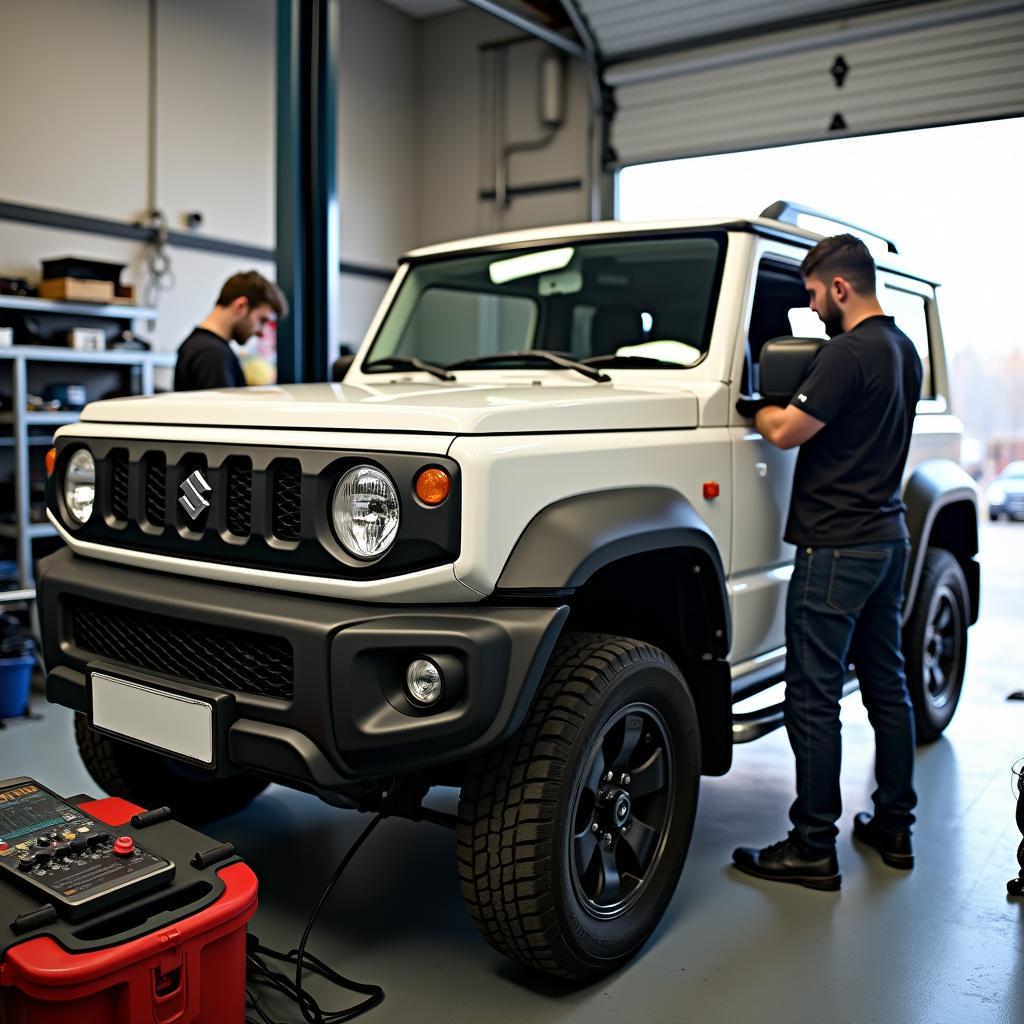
[759,200,899,254]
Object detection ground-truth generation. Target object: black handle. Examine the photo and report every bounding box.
[131,806,173,829]
[190,843,235,870]
[11,904,58,934]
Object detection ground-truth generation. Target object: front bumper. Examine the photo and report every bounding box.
[38,547,567,794]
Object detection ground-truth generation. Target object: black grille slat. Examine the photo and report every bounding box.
[71,600,293,700]
[271,460,302,541]
[110,450,129,522]
[226,458,252,537]
[144,453,167,527]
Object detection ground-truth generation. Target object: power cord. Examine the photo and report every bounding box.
[245,813,386,1023]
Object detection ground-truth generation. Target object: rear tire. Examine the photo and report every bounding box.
[74,714,267,825]
[457,633,700,982]
[903,549,969,744]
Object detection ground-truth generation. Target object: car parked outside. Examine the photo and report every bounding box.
[987,461,1024,520]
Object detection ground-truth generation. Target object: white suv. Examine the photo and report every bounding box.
[39,203,979,981]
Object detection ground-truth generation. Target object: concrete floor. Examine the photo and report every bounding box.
[2,521,1021,1023]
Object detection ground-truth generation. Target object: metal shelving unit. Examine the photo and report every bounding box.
[0,295,158,320]
[0,344,175,608]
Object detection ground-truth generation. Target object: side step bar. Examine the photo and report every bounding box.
[733,676,859,744]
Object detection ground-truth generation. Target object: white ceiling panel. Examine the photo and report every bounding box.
[577,0,896,59]
[379,0,462,18]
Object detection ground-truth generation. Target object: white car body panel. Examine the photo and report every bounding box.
[450,421,732,599]
[79,379,698,435]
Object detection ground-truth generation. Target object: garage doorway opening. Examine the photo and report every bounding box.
[616,116,1024,488]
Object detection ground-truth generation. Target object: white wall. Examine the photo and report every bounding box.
[416,6,591,246]
[0,0,591,365]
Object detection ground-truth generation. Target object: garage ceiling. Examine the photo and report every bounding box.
[574,0,891,61]
[381,0,462,18]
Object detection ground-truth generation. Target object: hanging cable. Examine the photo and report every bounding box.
[244,813,386,1024]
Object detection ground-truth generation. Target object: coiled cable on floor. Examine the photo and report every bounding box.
[245,813,385,1023]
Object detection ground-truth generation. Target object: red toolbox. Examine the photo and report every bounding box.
[0,787,258,1024]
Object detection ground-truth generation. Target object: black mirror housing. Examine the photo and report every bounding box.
[758,336,825,405]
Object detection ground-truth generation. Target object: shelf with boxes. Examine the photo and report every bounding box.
[0,256,173,613]
[0,345,174,609]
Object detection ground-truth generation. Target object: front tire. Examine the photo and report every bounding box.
[457,633,700,982]
[903,549,969,744]
[74,714,268,825]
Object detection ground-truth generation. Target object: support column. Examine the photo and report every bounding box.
[276,0,339,384]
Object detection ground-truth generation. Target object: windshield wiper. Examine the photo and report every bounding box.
[362,355,455,381]
[583,354,687,369]
[446,351,611,383]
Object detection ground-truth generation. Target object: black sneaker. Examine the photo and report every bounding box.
[732,838,841,891]
[853,812,914,869]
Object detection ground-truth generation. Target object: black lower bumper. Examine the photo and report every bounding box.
[38,547,568,794]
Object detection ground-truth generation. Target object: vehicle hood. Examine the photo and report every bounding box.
[81,380,700,434]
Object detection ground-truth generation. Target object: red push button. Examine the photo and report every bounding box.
[703,481,720,500]
[113,835,135,857]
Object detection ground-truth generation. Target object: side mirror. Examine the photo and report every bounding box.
[758,337,825,404]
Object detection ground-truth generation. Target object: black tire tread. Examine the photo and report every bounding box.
[904,548,969,744]
[456,631,681,980]
[74,714,267,825]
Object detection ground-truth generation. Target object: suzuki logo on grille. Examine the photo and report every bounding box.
[179,469,212,520]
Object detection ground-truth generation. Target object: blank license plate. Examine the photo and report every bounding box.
[91,672,214,765]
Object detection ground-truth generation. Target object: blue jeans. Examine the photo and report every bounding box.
[784,539,917,852]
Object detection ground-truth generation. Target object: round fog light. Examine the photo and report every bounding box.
[405,658,443,707]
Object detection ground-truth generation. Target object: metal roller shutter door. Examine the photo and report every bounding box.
[604,0,1024,165]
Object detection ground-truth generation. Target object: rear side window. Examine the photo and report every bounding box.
[883,286,933,399]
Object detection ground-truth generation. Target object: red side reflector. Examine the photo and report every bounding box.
[703,481,720,500]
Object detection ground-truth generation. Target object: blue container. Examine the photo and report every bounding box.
[0,654,34,718]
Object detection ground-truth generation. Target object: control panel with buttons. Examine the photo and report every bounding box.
[0,777,174,920]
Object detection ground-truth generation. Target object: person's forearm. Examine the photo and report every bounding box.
[755,405,798,449]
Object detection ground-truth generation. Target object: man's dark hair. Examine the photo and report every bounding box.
[215,271,289,318]
[800,234,876,295]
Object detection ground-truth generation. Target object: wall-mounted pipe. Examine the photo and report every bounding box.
[495,49,566,211]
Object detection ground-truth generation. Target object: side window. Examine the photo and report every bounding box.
[746,258,811,392]
[882,286,933,399]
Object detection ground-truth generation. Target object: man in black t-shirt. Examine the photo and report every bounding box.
[174,271,288,391]
[732,235,922,891]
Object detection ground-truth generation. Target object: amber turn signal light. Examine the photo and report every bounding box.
[45,448,56,477]
[415,468,451,506]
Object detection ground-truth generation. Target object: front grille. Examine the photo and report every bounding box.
[110,450,129,522]
[271,460,302,541]
[71,599,294,700]
[68,442,460,581]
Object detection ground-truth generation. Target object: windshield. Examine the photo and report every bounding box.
[1000,462,1024,480]
[364,235,724,371]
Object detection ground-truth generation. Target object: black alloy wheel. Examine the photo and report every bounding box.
[569,703,674,919]
[457,632,700,982]
[904,549,970,743]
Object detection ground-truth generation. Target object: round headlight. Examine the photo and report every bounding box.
[64,449,96,524]
[332,465,400,559]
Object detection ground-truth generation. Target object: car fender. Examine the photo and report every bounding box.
[496,486,731,657]
[903,460,980,624]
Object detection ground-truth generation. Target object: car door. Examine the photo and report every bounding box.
[728,247,821,668]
